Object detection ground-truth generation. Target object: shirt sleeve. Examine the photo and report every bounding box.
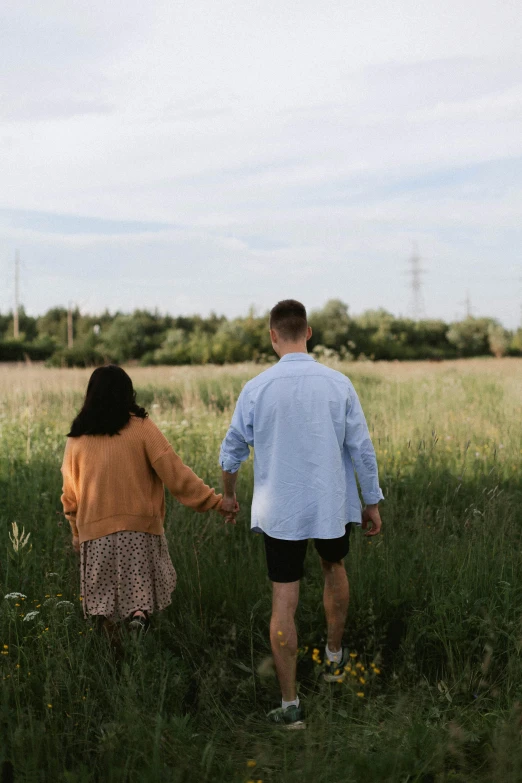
[219,386,253,473]
[344,383,384,505]
[60,439,79,537]
[144,418,222,512]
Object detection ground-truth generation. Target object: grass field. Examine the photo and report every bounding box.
[1,358,522,783]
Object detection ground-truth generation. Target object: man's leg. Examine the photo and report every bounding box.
[270,580,300,702]
[320,558,349,653]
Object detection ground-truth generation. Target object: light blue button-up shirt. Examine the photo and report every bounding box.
[219,353,383,540]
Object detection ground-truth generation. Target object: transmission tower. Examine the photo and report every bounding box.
[407,243,425,320]
[465,290,472,318]
[460,289,473,319]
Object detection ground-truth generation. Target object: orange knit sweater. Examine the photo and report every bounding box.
[60,415,223,544]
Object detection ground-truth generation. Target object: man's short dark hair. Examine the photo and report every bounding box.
[269,300,308,341]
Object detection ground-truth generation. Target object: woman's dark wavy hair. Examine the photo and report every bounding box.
[68,365,147,437]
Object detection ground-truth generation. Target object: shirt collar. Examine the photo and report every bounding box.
[278,353,315,362]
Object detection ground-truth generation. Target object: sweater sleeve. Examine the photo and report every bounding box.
[144,418,222,512]
[60,439,79,537]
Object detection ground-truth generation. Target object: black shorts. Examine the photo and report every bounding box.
[263,524,353,583]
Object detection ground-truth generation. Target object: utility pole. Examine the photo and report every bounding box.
[67,302,74,349]
[407,243,425,320]
[13,250,20,339]
[519,277,522,329]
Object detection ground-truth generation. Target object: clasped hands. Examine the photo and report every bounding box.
[71,496,240,551]
[218,494,239,524]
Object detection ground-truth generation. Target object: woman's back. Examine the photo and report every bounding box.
[60,364,223,632]
[62,415,221,544]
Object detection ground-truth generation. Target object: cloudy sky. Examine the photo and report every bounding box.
[1,0,521,325]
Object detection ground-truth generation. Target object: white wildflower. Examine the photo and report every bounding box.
[4,592,27,600]
[46,572,60,577]
[55,601,74,609]
[23,611,40,622]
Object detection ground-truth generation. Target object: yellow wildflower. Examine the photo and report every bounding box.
[247,760,257,768]
[356,692,364,698]
[349,652,357,658]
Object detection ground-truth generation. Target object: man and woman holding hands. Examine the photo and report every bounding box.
[61,299,383,728]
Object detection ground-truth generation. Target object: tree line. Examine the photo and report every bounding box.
[0,300,520,365]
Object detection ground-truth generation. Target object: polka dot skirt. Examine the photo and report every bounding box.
[80,531,177,621]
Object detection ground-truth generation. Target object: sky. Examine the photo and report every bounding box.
[1,0,521,326]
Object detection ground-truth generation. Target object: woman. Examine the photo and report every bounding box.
[61,365,231,634]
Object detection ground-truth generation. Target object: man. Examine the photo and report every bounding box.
[219,299,383,728]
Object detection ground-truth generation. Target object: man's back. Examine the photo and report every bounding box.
[219,300,383,727]
[220,353,383,540]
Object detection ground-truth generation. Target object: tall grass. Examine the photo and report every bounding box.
[1,359,522,782]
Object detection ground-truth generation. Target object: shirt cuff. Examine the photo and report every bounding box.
[362,488,384,505]
[219,456,241,473]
